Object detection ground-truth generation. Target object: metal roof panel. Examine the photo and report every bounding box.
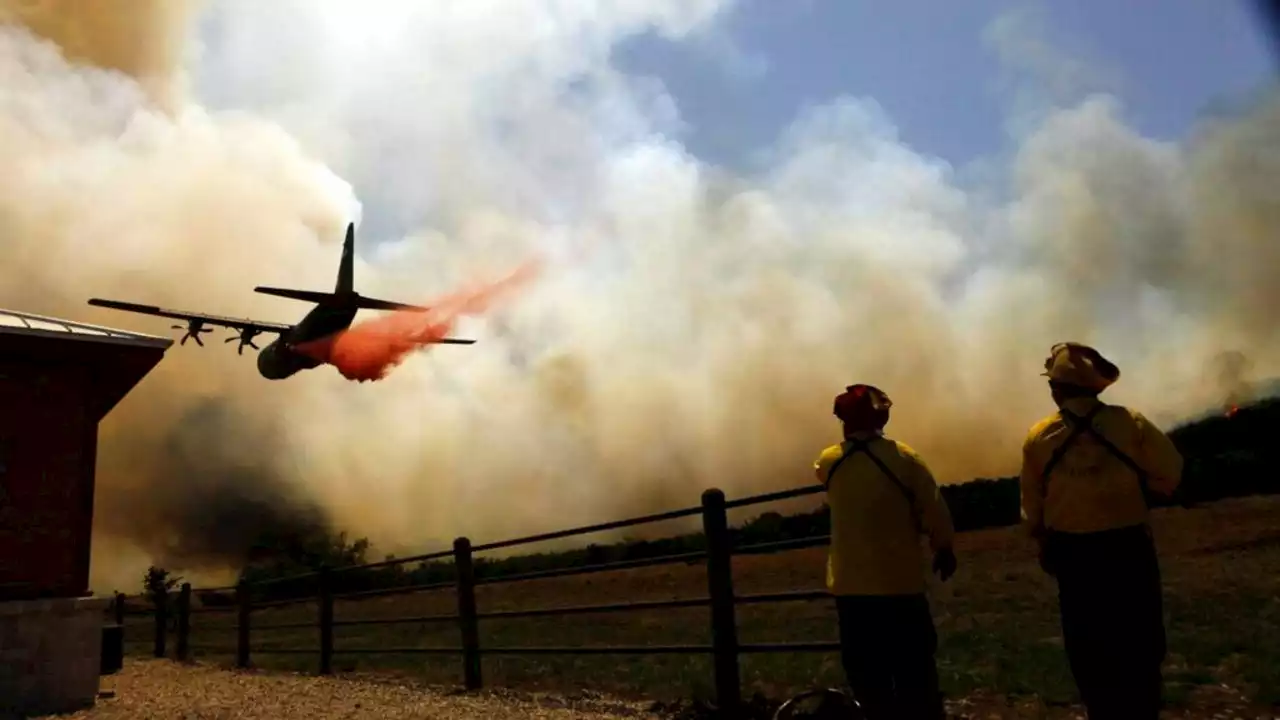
[0,307,173,350]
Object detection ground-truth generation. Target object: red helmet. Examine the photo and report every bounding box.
[833,384,892,431]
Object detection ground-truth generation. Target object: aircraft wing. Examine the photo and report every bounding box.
[87,298,293,334]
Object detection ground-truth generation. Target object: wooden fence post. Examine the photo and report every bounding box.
[176,583,192,662]
[318,568,334,675]
[701,488,741,715]
[153,588,168,659]
[453,537,482,690]
[236,580,251,669]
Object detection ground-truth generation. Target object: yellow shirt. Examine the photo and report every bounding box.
[815,434,955,596]
[1019,397,1183,537]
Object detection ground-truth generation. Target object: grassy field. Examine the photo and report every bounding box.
[123,495,1280,710]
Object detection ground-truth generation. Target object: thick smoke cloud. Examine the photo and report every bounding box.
[0,1,1276,591]
[144,400,332,567]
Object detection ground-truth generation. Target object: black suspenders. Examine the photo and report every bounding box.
[1041,404,1150,495]
[824,437,913,504]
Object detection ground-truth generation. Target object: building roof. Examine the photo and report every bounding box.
[0,307,173,350]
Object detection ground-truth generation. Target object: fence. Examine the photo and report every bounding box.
[111,484,841,714]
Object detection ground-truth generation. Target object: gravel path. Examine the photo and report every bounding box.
[33,660,1276,720]
[45,660,660,720]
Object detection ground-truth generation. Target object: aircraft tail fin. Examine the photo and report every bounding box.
[256,223,448,314]
[335,222,355,294]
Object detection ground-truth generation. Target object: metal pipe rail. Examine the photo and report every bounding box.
[473,550,708,586]
[117,484,838,715]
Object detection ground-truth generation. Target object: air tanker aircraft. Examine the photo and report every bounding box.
[88,223,475,380]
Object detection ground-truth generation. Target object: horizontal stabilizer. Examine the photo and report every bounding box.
[432,338,477,345]
[253,286,429,312]
[351,295,431,312]
[253,286,348,305]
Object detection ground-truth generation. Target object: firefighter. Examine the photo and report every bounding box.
[1020,342,1184,719]
[814,384,957,720]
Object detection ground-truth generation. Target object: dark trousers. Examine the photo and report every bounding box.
[1046,524,1166,720]
[835,593,943,720]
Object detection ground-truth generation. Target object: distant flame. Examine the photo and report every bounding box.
[294,260,540,382]
[1213,351,1252,421]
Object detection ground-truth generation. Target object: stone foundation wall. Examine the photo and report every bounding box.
[0,596,110,716]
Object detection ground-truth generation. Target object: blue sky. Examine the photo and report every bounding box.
[615,0,1277,171]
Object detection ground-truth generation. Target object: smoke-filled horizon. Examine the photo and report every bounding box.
[0,1,1276,592]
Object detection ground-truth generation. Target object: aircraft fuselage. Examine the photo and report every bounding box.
[256,301,357,380]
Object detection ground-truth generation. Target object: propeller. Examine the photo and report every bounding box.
[225,327,263,355]
[172,320,214,346]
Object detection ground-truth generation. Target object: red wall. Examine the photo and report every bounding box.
[0,359,95,599]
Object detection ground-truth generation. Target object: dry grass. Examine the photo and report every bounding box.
[121,496,1280,716]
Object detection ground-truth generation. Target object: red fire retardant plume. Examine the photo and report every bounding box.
[294,260,540,382]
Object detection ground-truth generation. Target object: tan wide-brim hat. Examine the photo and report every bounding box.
[1042,342,1120,392]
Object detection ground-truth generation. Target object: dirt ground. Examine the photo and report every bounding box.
[41,659,1277,720]
[44,660,656,720]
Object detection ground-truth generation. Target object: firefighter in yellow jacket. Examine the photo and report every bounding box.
[814,384,956,720]
[1020,343,1183,719]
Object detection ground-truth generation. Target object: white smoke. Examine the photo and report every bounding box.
[0,1,1274,591]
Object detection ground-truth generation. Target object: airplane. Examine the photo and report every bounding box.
[88,223,476,380]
